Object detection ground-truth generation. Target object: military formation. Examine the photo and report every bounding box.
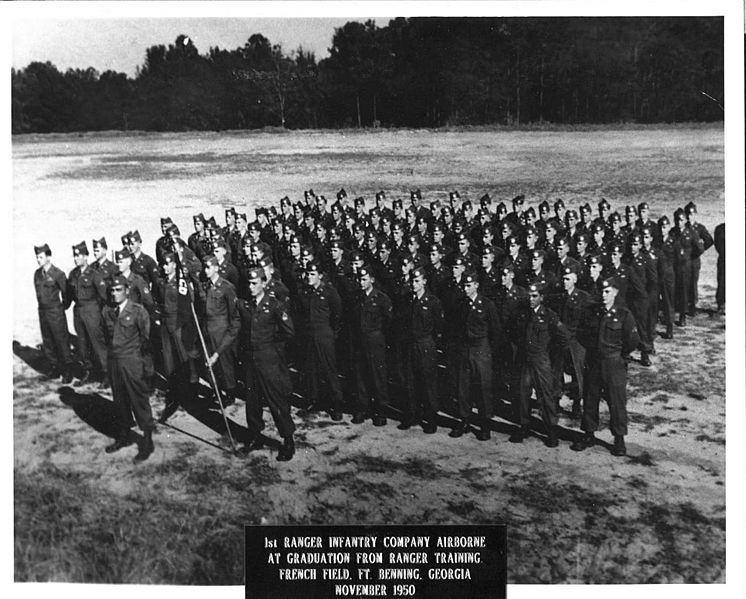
[32,188,724,463]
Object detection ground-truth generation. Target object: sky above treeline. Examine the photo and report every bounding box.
[12,17,365,78]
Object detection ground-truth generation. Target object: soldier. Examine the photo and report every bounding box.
[125,230,160,291]
[640,226,662,345]
[33,244,74,383]
[655,216,676,339]
[295,261,344,420]
[478,246,501,304]
[571,277,640,456]
[625,233,653,366]
[212,238,239,289]
[91,237,119,285]
[68,241,109,387]
[509,283,569,447]
[202,255,241,405]
[237,267,296,461]
[449,271,502,441]
[426,243,451,298]
[101,275,155,463]
[349,266,393,426]
[672,208,702,327]
[115,249,154,315]
[156,217,175,265]
[684,202,714,315]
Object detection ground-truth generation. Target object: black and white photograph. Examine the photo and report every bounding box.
[8,1,744,596]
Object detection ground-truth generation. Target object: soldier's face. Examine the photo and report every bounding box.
[411,275,425,294]
[531,257,542,270]
[640,208,649,221]
[501,272,513,287]
[452,265,465,279]
[590,263,602,277]
[359,273,372,291]
[557,244,568,259]
[331,247,342,261]
[290,242,301,257]
[194,220,204,233]
[463,280,478,297]
[643,233,653,248]
[251,249,263,263]
[497,208,507,220]
[631,240,641,255]
[249,277,265,297]
[458,240,469,253]
[687,211,697,225]
[305,270,320,287]
[429,251,441,265]
[352,259,363,272]
[118,257,132,271]
[93,246,105,260]
[250,229,260,241]
[393,228,403,241]
[563,274,575,292]
[74,253,87,267]
[36,252,49,267]
[526,233,536,245]
[214,247,226,261]
[576,240,587,253]
[111,284,127,304]
[602,286,617,309]
[164,260,176,276]
[661,222,671,236]
[529,291,542,309]
[401,262,413,276]
[204,263,218,279]
[379,248,390,261]
[481,254,493,267]
[226,213,236,227]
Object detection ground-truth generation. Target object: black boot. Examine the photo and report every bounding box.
[544,426,559,448]
[74,369,91,387]
[98,374,110,390]
[475,426,491,441]
[61,368,73,385]
[662,323,673,339]
[397,414,417,430]
[611,435,627,457]
[448,420,469,438]
[276,436,295,462]
[675,314,686,327]
[105,431,131,454]
[570,432,595,452]
[508,425,530,443]
[133,429,154,463]
[639,351,652,367]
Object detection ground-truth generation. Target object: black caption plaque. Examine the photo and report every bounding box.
[245,524,507,599]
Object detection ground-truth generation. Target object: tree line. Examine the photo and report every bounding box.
[11,17,724,133]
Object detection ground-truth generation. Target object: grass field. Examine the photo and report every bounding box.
[13,125,725,585]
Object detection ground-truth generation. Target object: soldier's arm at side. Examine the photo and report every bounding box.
[219,285,241,353]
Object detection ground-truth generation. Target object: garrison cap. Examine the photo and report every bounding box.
[410,267,428,280]
[34,243,51,255]
[354,196,365,207]
[392,199,403,209]
[411,189,422,200]
[166,224,181,237]
[512,194,525,205]
[508,235,521,246]
[369,207,381,217]
[349,249,364,262]
[193,213,206,224]
[287,235,301,245]
[114,248,132,261]
[609,212,622,223]
[449,191,461,201]
[301,246,314,258]
[591,223,605,234]
[337,188,347,200]
[110,275,129,289]
[500,221,513,233]
[452,256,467,267]
[93,237,107,249]
[554,235,571,247]
[258,257,273,269]
[629,232,643,244]
[207,216,218,228]
[203,255,219,268]
[545,220,558,232]
[637,202,649,212]
[530,249,545,260]
[609,242,624,254]
[429,243,444,254]
[602,276,619,290]
[391,220,404,232]
[482,245,496,256]
[255,207,268,218]
[247,267,266,282]
[130,230,142,243]
[524,225,538,236]
[121,232,132,246]
[588,255,603,267]
[566,209,579,220]
[528,282,545,294]
[375,190,386,201]
[525,206,536,218]
[431,222,444,233]
[73,241,89,256]
[406,234,419,244]
[378,239,392,251]
[225,207,237,217]
[268,206,278,218]
[674,208,687,220]
[357,265,374,278]
[247,221,261,233]
[305,260,322,274]
[400,254,414,266]
[303,190,311,200]
[580,203,592,215]
[280,196,292,206]
[160,217,173,226]
[416,214,428,225]
[539,200,551,212]
[625,205,638,215]
[598,198,611,210]
[479,193,492,206]
[563,264,581,277]
[456,232,470,243]
[462,270,479,285]
[684,201,697,214]
[329,240,344,251]
[658,215,671,227]
[496,201,507,214]
[461,199,473,210]
[575,233,591,244]
[500,264,515,275]
[554,198,566,209]
[236,212,248,222]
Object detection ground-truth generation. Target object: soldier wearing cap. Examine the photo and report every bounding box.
[494,265,528,402]
[621,205,638,238]
[605,243,629,306]
[549,199,567,236]
[33,243,74,383]
[237,267,296,461]
[426,243,450,298]
[452,232,479,272]
[211,239,239,289]
[635,202,658,241]
[398,267,444,433]
[527,249,558,306]
[68,241,110,387]
[101,275,155,463]
[571,277,640,456]
[654,216,676,339]
[671,208,702,326]
[166,225,202,283]
[125,230,160,291]
[579,255,606,305]
[578,203,594,235]
[222,207,238,242]
[201,255,241,404]
[502,235,530,287]
[230,213,249,265]
[505,195,526,230]
[349,266,393,426]
[91,237,119,284]
[478,245,502,305]
[374,239,398,299]
[564,209,580,240]
[115,249,154,315]
[626,233,654,366]
[188,213,209,261]
[593,198,611,230]
[607,212,626,247]
[684,202,713,316]
[295,261,344,420]
[640,225,662,343]
[556,265,591,418]
[449,270,502,441]
[156,217,175,265]
[258,257,290,306]
[509,282,569,447]
[572,232,591,265]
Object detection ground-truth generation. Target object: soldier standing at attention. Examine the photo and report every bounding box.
[91,237,119,285]
[125,230,161,291]
[33,244,74,383]
[68,241,110,387]
[202,255,241,406]
[115,249,154,315]
[571,277,640,456]
[102,276,154,463]
[683,202,714,316]
[237,267,296,461]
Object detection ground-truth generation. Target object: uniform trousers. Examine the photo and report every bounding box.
[582,354,628,437]
[109,355,154,432]
[518,354,558,429]
[456,339,493,421]
[38,306,72,371]
[244,344,295,439]
[73,303,108,373]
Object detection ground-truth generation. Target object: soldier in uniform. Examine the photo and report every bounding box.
[449,271,502,441]
[625,233,653,366]
[400,267,443,433]
[115,249,154,314]
[672,208,702,327]
[237,267,296,461]
[156,217,175,265]
[125,230,161,291]
[202,255,241,405]
[101,276,155,463]
[684,202,714,315]
[349,266,393,426]
[33,244,74,383]
[68,241,110,387]
[655,216,676,339]
[91,237,119,285]
[213,238,239,289]
[295,261,344,420]
[509,283,569,447]
[571,277,640,456]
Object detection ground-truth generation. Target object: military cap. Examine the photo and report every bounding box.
[400,254,414,266]
[482,245,496,256]
[481,224,495,236]
[512,194,525,205]
[375,190,386,201]
[462,271,479,285]
[461,199,473,211]
[379,239,392,251]
[452,256,467,267]
[349,250,364,262]
[430,200,442,211]
[34,243,52,255]
[429,243,444,254]
[305,260,322,274]
[225,207,237,217]
[637,202,649,212]
[524,225,538,236]
[130,230,142,243]
[588,255,603,267]
[243,237,256,250]
[563,264,581,278]
[628,232,643,244]
[530,249,545,259]
[609,243,624,254]
[303,190,311,200]
[598,198,611,209]
[554,236,571,248]
[114,248,131,261]
[602,276,619,290]
[609,212,622,223]
[415,215,428,225]
[554,198,566,209]
[357,265,374,278]
[479,193,492,206]
[684,201,697,214]
[507,235,521,246]
[431,222,444,233]
[580,203,592,214]
[545,220,558,232]
[449,191,461,201]
[72,241,89,256]
[193,213,206,224]
[528,282,545,294]
[247,267,266,281]
[496,201,507,213]
[267,207,277,218]
[566,209,579,220]
[365,230,378,241]
[391,221,405,231]
[92,237,107,249]
[247,221,261,232]
[640,225,654,237]
[236,212,248,222]
[280,196,292,206]
[160,217,173,226]
[354,196,365,207]
[166,224,181,237]
[673,208,687,221]
[207,216,218,228]
[203,255,219,268]
[406,234,420,244]
[369,207,381,217]
[162,251,176,264]
[574,233,590,244]
[121,232,132,246]
[110,275,129,289]
[500,264,515,275]
[500,221,514,233]
[329,240,344,252]
[255,207,268,218]
[410,267,428,281]
[411,189,422,200]
[287,235,301,245]
[337,188,347,200]
[525,207,537,218]
[658,215,671,227]
[257,257,273,269]
[625,205,638,215]
[539,200,551,213]
[352,222,365,234]
[456,232,470,243]
[301,246,314,258]
[591,223,605,234]
[392,199,403,209]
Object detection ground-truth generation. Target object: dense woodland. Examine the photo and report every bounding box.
[11,17,724,133]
